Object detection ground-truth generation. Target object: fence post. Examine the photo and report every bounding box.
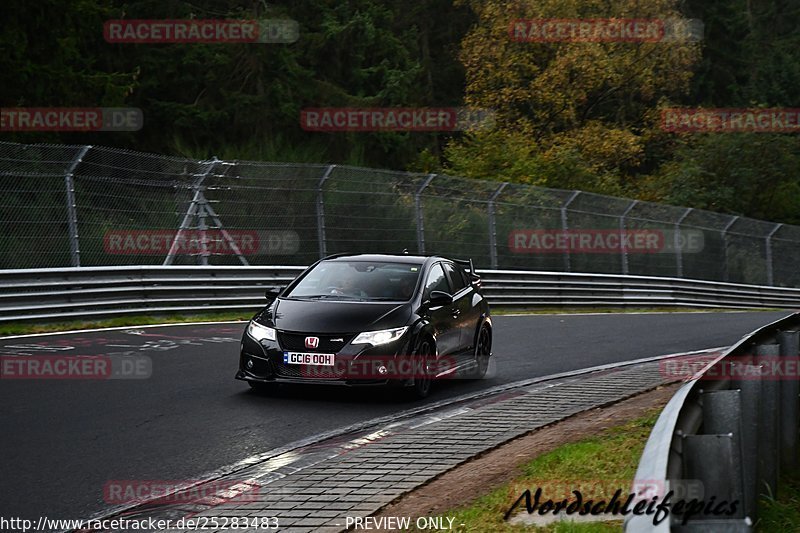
[415,173,436,254]
[765,223,782,286]
[722,216,739,282]
[619,200,637,275]
[488,182,507,269]
[316,165,335,259]
[64,145,91,267]
[675,208,693,278]
[561,191,580,272]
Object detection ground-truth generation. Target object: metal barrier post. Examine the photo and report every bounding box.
[682,434,746,520]
[701,389,747,519]
[619,200,637,275]
[675,208,693,277]
[64,145,91,267]
[756,343,781,498]
[765,223,782,286]
[779,331,800,472]
[722,216,739,282]
[487,182,507,269]
[316,165,335,259]
[560,191,580,272]
[735,364,763,523]
[415,173,436,254]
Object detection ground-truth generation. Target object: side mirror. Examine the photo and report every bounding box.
[265,286,285,300]
[428,290,453,307]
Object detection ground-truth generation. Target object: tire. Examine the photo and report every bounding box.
[469,324,492,379]
[407,339,434,400]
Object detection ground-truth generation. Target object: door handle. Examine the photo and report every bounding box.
[451,308,460,318]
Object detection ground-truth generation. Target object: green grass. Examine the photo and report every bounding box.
[418,409,662,532]
[759,474,800,531]
[0,306,772,338]
[0,312,251,337]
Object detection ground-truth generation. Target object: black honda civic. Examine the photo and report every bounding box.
[236,253,492,398]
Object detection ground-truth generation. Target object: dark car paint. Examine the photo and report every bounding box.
[236,253,491,389]
[262,298,411,334]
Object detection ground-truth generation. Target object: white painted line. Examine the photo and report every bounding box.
[75,345,725,528]
[0,320,247,340]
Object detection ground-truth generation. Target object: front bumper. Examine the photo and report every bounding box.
[236,328,415,387]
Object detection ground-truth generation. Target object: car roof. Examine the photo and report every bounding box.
[323,253,440,265]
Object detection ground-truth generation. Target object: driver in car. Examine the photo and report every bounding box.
[330,274,364,297]
[397,276,415,300]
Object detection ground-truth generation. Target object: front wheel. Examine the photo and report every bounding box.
[469,324,492,379]
[407,339,434,399]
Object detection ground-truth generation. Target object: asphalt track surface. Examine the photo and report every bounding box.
[0,311,789,522]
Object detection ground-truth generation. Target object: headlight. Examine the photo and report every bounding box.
[248,321,276,342]
[352,326,408,346]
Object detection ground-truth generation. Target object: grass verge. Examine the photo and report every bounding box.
[423,409,661,532]
[0,312,251,337]
[0,307,768,337]
[759,474,800,531]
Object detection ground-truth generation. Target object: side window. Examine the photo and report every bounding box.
[443,263,466,293]
[460,268,471,288]
[424,264,450,299]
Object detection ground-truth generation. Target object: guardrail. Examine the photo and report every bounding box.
[625,312,800,532]
[0,266,799,323]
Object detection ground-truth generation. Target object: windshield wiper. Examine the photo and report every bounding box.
[298,294,357,300]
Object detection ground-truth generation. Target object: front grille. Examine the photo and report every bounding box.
[277,332,354,353]
[275,331,356,380]
[276,363,345,379]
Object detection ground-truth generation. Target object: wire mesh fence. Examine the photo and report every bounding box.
[1,140,798,288]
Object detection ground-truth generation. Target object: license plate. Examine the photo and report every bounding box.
[283,352,335,366]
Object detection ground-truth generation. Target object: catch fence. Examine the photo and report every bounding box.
[1,141,798,288]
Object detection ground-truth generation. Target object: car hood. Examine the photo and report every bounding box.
[256,298,411,334]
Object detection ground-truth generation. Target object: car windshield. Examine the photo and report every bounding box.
[285,260,421,301]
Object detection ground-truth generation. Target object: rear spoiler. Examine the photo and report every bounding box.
[452,258,481,287]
